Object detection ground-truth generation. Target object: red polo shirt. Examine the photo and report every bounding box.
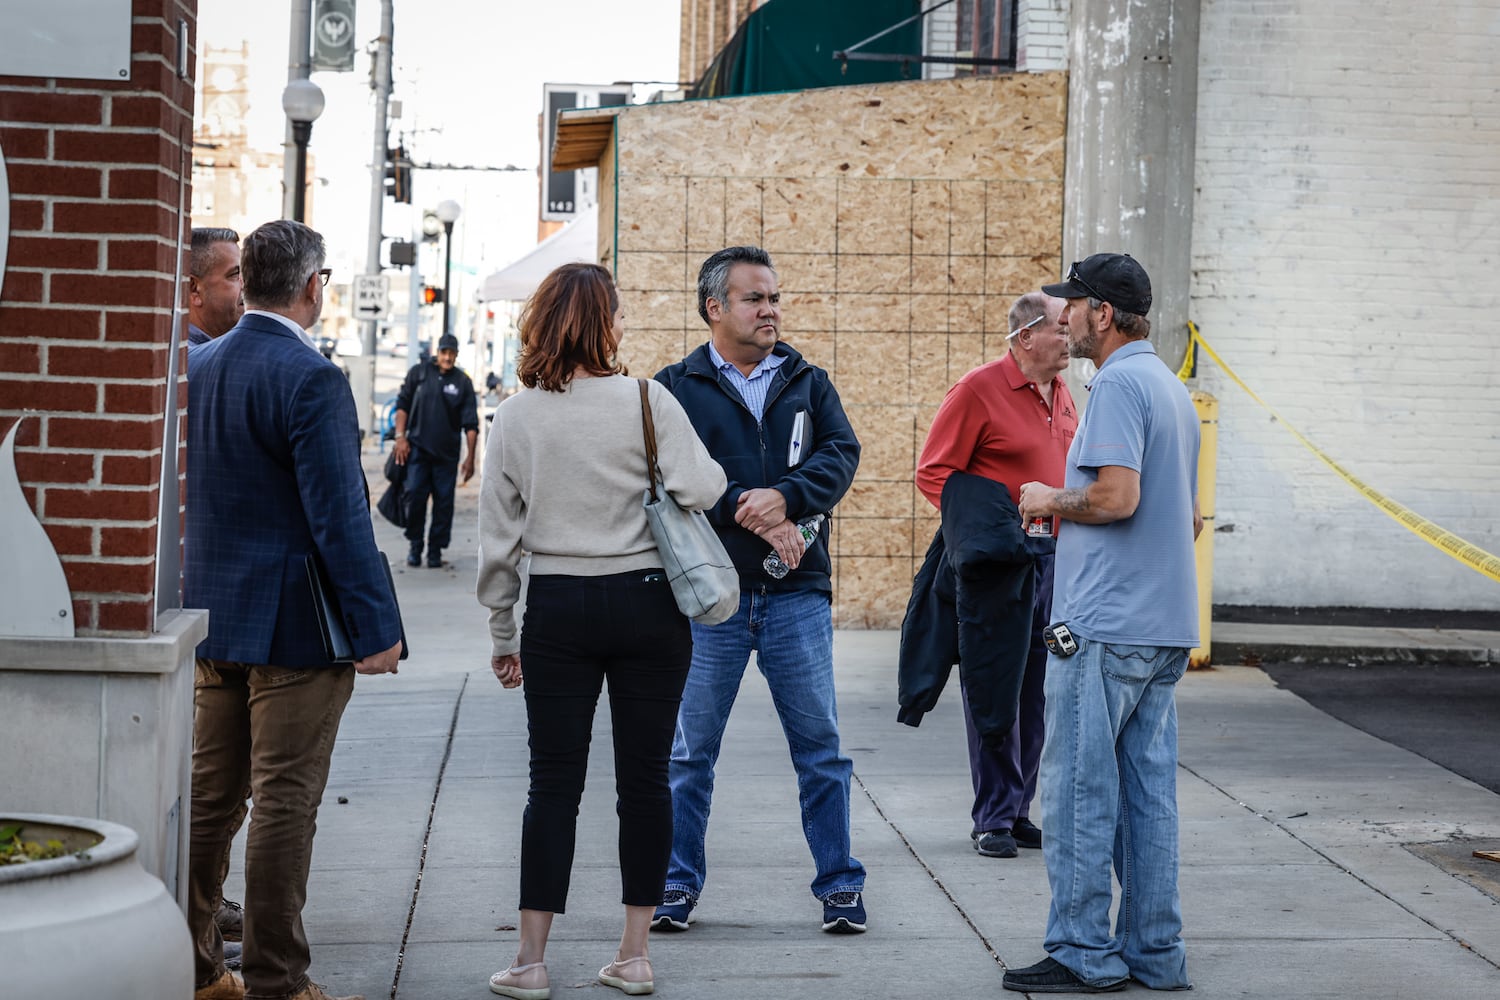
[917,352,1078,513]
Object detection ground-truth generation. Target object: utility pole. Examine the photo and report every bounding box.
[349,0,395,439]
[281,0,313,219]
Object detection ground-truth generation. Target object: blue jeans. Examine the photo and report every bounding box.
[403,449,457,553]
[1040,636,1190,990]
[665,587,865,901]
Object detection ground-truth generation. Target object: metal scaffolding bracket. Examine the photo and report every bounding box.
[833,0,1014,74]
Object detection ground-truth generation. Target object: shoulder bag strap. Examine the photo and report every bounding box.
[638,379,661,503]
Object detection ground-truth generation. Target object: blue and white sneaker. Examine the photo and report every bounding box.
[651,890,697,931]
[821,891,867,933]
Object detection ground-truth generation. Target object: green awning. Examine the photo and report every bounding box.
[692,0,924,99]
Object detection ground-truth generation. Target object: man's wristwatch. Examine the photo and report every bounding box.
[395,432,406,440]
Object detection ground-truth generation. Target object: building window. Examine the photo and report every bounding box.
[954,0,1016,74]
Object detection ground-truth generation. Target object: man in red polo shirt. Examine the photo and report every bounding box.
[916,290,1076,858]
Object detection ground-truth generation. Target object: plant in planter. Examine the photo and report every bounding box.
[0,820,99,865]
[0,813,192,999]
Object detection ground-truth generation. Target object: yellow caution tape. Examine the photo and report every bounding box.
[1175,328,1196,381]
[1183,322,1500,585]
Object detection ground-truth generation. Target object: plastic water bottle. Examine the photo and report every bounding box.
[763,514,826,579]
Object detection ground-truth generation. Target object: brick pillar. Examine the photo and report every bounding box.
[0,1,198,638]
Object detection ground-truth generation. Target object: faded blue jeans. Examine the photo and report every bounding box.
[664,587,866,901]
[1040,636,1191,990]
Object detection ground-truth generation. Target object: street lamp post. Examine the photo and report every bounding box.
[436,199,462,337]
[281,79,326,223]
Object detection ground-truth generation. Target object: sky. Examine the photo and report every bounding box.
[198,0,683,293]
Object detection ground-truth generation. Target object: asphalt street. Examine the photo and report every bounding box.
[1261,661,1500,795]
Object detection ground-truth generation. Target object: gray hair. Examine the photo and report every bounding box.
[697,245,774,325]
[241,220,325,308]
[1088,297,1151,339]
[1007,291,1052,335]
[189,227,239,277]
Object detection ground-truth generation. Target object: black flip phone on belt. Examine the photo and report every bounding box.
[1043,622,1078,657]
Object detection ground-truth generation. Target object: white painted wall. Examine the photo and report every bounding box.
[1190,0,1500,608]
[923,0,958,79]
[1018,0,1069,71]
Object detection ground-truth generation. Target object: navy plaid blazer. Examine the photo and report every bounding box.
[185,312,401,666]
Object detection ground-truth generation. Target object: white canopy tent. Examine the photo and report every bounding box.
[479,210,598,302]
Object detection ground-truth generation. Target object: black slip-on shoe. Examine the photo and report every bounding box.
[1013,817,1043,849]
[1003,957,1126,994]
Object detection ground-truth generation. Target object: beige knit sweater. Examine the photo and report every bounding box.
[477,374,727,656]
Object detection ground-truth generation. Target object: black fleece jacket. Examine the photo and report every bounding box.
[656,341,860,593]
[897,471,1036,747]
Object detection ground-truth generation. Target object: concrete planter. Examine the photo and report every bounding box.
[0,813,192,999]
[0,608,207,905]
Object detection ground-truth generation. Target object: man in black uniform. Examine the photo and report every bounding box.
[392,332,479,567]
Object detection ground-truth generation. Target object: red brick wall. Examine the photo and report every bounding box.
[0,1,198,637]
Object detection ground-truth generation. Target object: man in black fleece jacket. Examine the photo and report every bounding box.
[652,245,867,935]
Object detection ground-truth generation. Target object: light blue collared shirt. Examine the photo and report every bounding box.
[707,341,786,421]
[244,309,318,353]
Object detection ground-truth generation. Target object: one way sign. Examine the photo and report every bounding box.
[353,275,390,321]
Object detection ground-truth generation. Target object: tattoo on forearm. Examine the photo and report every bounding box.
[1054,488,1092,514]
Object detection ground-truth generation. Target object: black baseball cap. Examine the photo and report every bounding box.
[1042,253,1152,316]
[437,333,460,352]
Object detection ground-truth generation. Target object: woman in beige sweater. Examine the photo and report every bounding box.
[478,263,726,1000]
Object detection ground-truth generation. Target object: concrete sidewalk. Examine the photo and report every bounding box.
[226,474,1500,998]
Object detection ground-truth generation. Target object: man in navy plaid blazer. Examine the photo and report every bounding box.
[184,219,402,1000]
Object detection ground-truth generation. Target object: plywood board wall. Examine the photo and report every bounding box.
[603,73,1067,627]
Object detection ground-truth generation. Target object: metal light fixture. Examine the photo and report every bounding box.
[435,199,462,337]
[281,78,326,223]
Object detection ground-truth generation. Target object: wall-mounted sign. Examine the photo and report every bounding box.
[541,83,631,222]
[0,0,131,81]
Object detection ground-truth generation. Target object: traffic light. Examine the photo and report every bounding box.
[384,144,412,204]
[421,285,444,306]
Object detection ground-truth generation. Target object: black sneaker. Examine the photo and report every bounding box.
[1003,957,1126,993]
[1013,817,1043,849]
[821,891,867,933]
[976,829,1018,858]
[406,548,422,567]
[651,890,696,931]
[426,550,443,568]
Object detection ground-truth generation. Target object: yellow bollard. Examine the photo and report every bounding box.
[1189,392,1218,668]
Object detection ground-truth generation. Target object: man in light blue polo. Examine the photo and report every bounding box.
[1010,253,1202,994]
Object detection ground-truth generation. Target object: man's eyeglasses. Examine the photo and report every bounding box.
[314,268,332,287]
[1065,261,1107,306]
[1006,312,1046,340]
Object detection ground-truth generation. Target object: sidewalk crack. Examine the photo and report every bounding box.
[389,672,469,999]
[852,770,1006,968]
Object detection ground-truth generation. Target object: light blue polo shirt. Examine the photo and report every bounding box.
[1053,340,1201,647]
